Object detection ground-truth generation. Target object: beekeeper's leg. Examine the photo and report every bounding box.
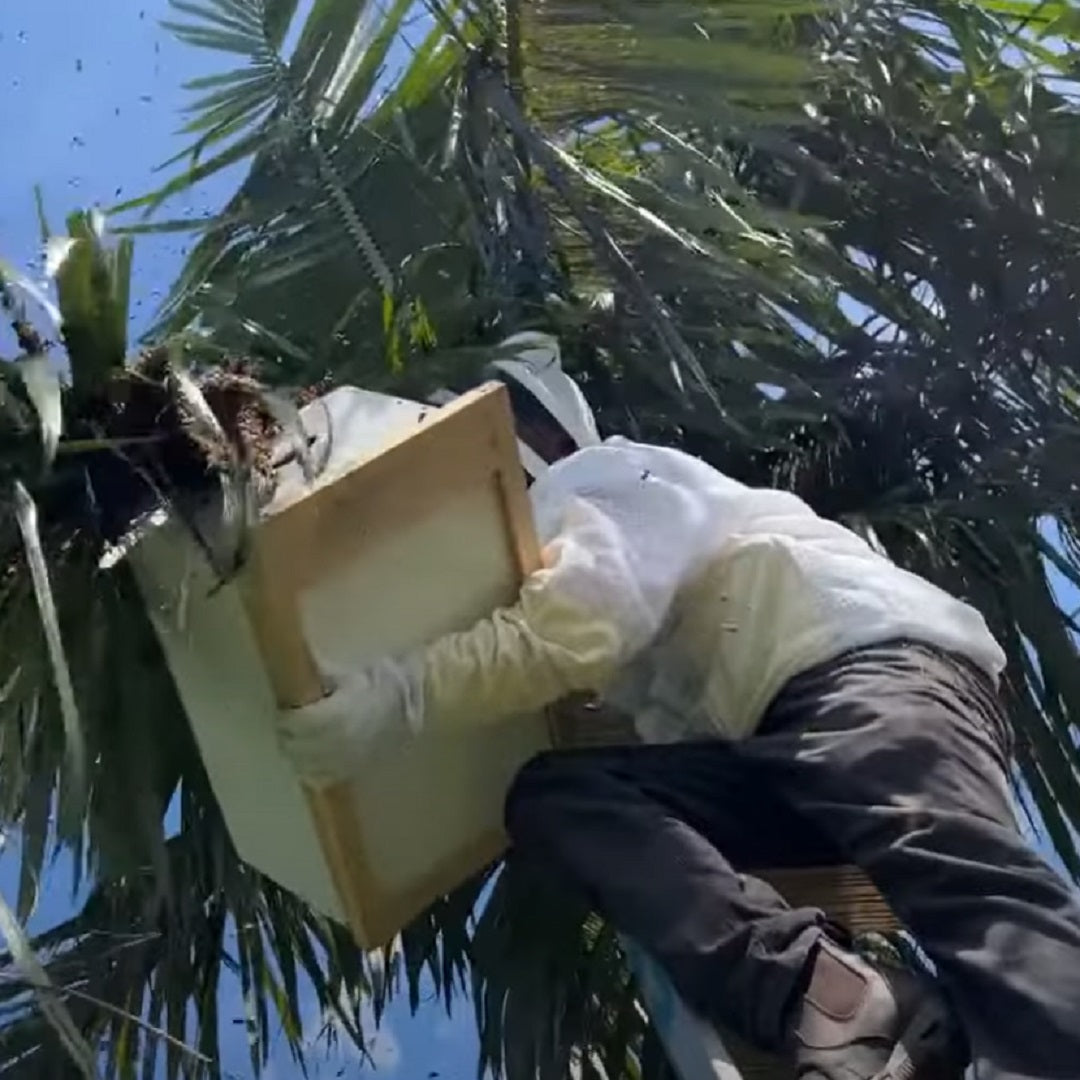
[754,640,1080,1080]
[504,740,840,1051]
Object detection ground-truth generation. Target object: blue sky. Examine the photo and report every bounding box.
[0,3,239,325]
[1,2,479,1076]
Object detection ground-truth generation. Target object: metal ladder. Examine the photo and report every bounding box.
[622,936,746,1080]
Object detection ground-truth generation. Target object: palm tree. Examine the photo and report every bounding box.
[3,0,1080,1075]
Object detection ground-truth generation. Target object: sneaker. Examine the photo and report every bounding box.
[791,935,967,1079]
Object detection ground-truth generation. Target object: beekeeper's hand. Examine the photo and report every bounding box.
[275,658,424,787]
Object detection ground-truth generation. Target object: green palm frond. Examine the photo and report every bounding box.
[469,858,645,1080]
[113,0,426,364]
[0,799,486,1079]
[128,0,298,215]
[117,0,834,395]
[0,773,372,1080]
[51,211,133,402]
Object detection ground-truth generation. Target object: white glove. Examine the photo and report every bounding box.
[275,657,424,787]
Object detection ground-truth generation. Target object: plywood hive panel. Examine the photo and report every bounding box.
[131,384,551,948]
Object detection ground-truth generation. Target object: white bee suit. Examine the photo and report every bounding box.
[278,435,1006,783]
[420,437,1006,739]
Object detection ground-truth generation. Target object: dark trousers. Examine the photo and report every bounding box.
[504,641,1080,1080]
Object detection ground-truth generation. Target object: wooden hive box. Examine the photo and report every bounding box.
[130,383,551,949]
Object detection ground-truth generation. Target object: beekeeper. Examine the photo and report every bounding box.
[276,333,1080,1080]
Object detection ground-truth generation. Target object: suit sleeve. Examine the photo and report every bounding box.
[410,493,692,731]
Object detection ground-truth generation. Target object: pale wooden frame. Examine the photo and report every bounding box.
[238,382,544,947]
